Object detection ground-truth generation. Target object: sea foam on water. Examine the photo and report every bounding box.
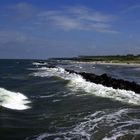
[0,87,30,110]
[33,67,140,105]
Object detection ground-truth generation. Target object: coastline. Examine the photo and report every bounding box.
[70,61,140,67]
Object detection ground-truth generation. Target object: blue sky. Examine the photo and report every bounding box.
[0,0,140,59]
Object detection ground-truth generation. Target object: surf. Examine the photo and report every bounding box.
[26,108,140,140]
[0,87,31,110]
[33,67,140,105]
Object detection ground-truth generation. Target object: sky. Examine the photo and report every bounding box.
[0,0,140,59]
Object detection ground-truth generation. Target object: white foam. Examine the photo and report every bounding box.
[28,108,140,140]
[0,87,31,110]
[30,67,49,71]
[32,62,47,66]
[52,99,61,102]
[102,109,140,140]
[33,67,140,105]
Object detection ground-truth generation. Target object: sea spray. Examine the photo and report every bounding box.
[33,67,140,105]
[0,87,31,110]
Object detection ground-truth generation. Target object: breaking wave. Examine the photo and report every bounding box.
[26,108,140,140]
[0,87,31,110]
[32,62,48,66]
[33,67,140,105]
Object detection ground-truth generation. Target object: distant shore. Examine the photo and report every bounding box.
[51,55,140,66]
[70,61,140,67]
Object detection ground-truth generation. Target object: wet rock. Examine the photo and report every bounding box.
[65,69,140,93]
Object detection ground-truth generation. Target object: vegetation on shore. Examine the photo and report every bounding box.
[50,54,140,64]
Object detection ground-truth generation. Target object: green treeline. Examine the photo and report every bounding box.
[78,54,140,62]
[50,54,140,63]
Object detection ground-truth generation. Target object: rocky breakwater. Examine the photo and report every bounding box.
[65,69,140,94]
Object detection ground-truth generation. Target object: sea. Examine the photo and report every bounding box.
[0,59,140,140]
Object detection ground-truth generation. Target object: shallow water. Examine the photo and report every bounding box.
[0,59,140,140]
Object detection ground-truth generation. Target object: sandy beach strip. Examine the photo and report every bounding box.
[70,61,140,67]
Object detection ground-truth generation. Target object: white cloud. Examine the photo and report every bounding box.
[0,30,25,43]
[68,6,113,22]
[5,2,37,20]
[121,5,140,14]
[13,3,33,12]
[38,6,118,33]
[0,29,47,47]
[1,3,118,33]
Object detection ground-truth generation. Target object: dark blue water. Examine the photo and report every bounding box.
[0,59,140,140]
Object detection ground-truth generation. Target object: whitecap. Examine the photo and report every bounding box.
[28,67,49,71]
[0,87,31,110]
[32,62,47,66]
[52,99,61,102]
[33,67,140,105]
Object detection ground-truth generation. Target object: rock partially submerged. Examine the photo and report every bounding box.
[65,69,140,94]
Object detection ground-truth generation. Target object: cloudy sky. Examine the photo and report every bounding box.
[0,0,140,59]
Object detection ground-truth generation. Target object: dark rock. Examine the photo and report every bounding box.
[65,69,140,93]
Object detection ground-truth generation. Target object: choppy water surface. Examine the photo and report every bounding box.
[0,59,140,140]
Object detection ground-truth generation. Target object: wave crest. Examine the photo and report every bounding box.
[0,87,31,110]
[33,67,140,105]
